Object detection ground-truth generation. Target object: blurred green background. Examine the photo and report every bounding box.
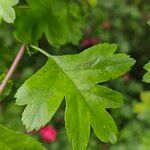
[0,0,150,149]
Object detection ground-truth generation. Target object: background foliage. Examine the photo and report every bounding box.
[0,0,150,149]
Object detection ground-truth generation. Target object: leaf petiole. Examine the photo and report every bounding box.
[30,45,51,58]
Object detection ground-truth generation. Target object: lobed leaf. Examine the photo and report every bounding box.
[15,43,135,150]
[14,0,86,47]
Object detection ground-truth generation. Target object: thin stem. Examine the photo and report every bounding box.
[30,45,51,57]
[0,45,25,95]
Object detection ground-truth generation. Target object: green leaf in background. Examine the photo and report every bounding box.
[110,120,150,150]
[15,43,135,150]
[0,124,46,150]
[0,102,23,131]
[14,0,86,47]
[0,74,13,101]
[87,0,97,7]
[0,0,18,23]
[134,91,150,124]
[143,61,150,83]
[148,20,150,26]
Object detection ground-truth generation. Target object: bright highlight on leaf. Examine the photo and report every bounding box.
[143,61,150,83]
[0,0,18,23]
[14,0,86,47]
[15,43,135,150]
[0,124,46,150]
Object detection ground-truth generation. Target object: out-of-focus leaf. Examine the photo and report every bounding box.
[0,0,18,23]
[147,20,150,26]
[0,103,23,131]
[0,74,13,101]
[0,124,46,150]
[87,0,97,7]
[14,0,87,48]
[134,91,150,124]
[143,61,150,83]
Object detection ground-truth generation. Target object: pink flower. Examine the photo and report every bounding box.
[39,125,57,143]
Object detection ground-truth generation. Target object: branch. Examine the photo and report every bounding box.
[0,45,25,95]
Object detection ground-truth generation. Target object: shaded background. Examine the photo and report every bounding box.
[0,0,150,149]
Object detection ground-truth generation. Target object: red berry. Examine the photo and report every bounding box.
[39,125,57,143]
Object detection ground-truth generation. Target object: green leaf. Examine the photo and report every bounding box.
[143,61,150,83]
[134,91,150,124]
[148,20,150,26]
[0,74,13,101]
[0,0,18,23]
[0,124,46,150]
[87,0,97,7]
[15,43,135,150]
[14,0,86,47]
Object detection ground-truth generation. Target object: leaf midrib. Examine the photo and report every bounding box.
[51,56,102,117]
[51,56,89,145]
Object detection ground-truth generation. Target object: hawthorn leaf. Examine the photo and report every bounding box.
[15,43,135,150]
[0,124,46,150]
[143,61,150,83]
[14,0,86,47]
[0,0,18,23]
